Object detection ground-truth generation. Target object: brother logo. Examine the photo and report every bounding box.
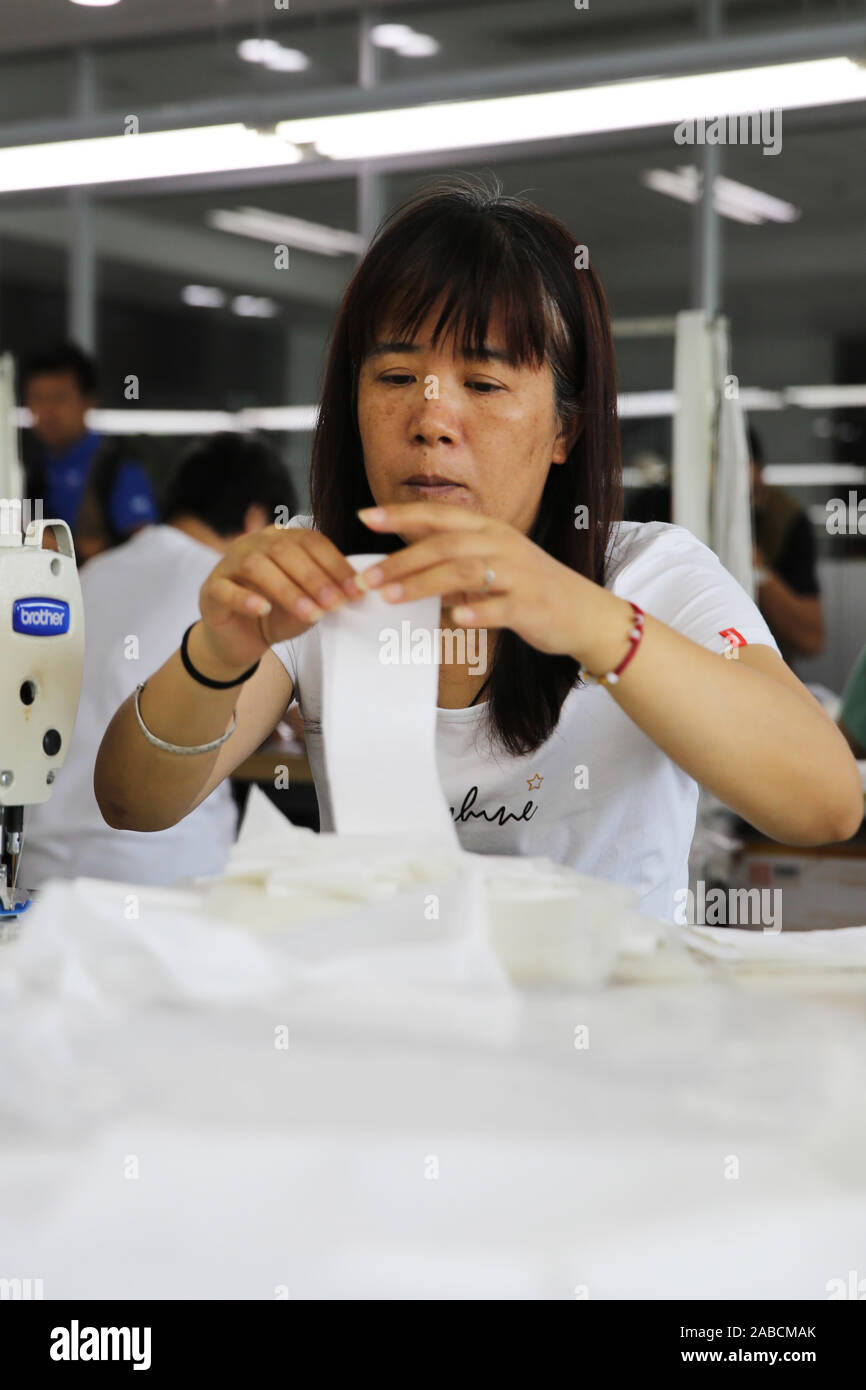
[12,598,70,636]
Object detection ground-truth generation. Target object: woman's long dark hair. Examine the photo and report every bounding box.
[310,173,623,756]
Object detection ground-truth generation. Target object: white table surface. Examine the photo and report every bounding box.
[2,953,865,1300]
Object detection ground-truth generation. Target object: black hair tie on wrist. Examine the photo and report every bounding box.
[181,623,261,689]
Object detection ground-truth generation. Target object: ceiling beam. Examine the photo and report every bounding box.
[605,224,866,295]
[1,198,861,308]
[0,204,350,308]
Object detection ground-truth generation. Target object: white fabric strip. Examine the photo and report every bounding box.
[318,552,458,845]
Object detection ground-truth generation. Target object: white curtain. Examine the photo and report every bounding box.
[711,319,755,598]
[672,312,755,595]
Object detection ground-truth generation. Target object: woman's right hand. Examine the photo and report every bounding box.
[197,524,366,672]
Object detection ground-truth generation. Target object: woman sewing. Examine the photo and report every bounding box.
[95,177,863,922]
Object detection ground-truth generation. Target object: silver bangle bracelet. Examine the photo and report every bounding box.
[133,682,237,755]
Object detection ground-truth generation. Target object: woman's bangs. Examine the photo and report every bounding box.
[356,226,553,370]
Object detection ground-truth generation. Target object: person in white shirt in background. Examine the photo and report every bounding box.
[19,432,296,889]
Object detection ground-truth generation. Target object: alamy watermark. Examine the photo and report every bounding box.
[0,1276,44,1299]
[675,110,782,157]
[379,620,487,676]
[49,1321,151,1370]
[826,1269,866,1299]
[825,491,865,535]
[674,880,782,933]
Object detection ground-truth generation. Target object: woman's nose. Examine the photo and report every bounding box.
[412,379,461,438]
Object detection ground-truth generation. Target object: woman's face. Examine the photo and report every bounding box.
[357,299,576,538]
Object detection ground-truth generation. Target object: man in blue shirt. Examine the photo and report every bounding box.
[20,342,160,564]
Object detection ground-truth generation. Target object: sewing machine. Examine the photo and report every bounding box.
[0,353,84,916]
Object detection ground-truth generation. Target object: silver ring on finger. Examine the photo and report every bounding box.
[480,560,496,593]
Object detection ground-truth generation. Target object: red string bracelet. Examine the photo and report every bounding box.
[581,601,645,689]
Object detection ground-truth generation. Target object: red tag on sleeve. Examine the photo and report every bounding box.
[719,628,747,647]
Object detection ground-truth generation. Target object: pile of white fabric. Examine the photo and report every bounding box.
[201,785,663,987]
[2,786,670,1003]
[7,786,866,1010]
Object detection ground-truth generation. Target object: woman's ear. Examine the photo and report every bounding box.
[552,409,584,465]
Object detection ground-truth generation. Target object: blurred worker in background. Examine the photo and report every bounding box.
[749,424,825,665]
[622,448,671,524]
[20,341,160,565]
[18,432,297,889]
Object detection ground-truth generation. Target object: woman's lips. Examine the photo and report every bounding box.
[403,477,467,499]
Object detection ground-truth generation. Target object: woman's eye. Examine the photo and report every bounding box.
[379,374,503,393]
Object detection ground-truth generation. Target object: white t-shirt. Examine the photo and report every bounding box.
[271,516,780,923]
[20,525,238,889]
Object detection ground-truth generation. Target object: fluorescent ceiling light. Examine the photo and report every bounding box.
[392,33,440,58]
[241,407,319,431]
[607,384,866,418]
[371,25,415,47]
[0,125,303,194]
[642,167,799,224]
[97,410,241,435]
[618,392,677,419]
[69,1,122,7]
[275,57,866,160]
[738,389,785,410]
[714,176,799,223]
[642,166,766,222]
[765,464,866,485]
[207,206,365,256]
[642,166,761,220]
[238,40,273,63]
[787,385,866,408]
[182,284,227,308]
[232,295,279,318]
[16,405,319,435]
[264,49,311,73]
[237,38,309,72]
[90,411,237,435]
[623,463,866,489]
[371,24,440,57]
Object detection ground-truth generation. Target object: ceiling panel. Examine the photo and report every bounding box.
[3,0,865,58]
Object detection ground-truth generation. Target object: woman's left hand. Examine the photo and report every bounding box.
[357,502,596,658]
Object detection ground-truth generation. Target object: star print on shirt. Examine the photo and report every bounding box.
[526,773,544,791]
